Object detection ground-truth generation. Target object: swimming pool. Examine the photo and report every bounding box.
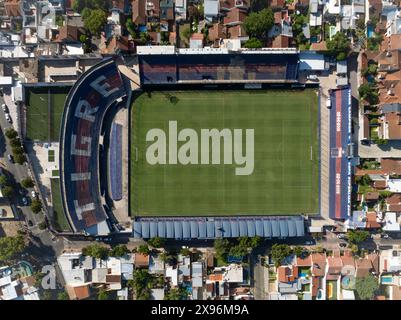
[367,25,374,38]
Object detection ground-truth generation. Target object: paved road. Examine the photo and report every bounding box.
[251,248,268,300]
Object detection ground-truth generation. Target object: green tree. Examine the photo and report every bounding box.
[0,235,25,262]
[164,287,188,300]
[358,83,379,105]
[83,9,107,36]
[41,290,53,300]
[82,244,110,259]
[57,291,70,300]
[375,138,389,145]
[367,33,383,51]
[130,269,153,300]
[347,230,370,244]
[4,128,18,140]
[97,288,110,300]
[137,244,150,256]
[126,18,138,39]
[38,221,47,230]
[147,237,165,248]
[327,32,351,60]
[31,199,42,214]
[180,247,191,256]
[2,185,13,198]
[10,138,21,148]
[270,244,292,267]
[0,175,8,187]
[110,244,129,257]
[214,238,230,263]
[14,153,26,165]
[356,174,372,186]
[293,246,306,257]
[21,177,34,189]
[72,0,109,13]
[355,273,379,300]
[12,146,24,155]
[243,8,274,39]
[244,38,263,48]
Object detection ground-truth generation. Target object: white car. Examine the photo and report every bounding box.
[31,190,37,198]
[1,103,7,112]
[5,113,11,123]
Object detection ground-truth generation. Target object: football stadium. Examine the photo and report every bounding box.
[58,48,323,238]
[130,90,319,217]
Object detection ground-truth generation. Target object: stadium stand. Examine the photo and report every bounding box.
[59,58,128,235]
[109,122,123,201]
[329,87,352,220]
[133,216,305,239]
[138,51,299,85]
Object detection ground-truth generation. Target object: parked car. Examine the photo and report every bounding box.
[337,233,346,239]
[7,154,14,163]
[31,190,37,198]
[27,220,33,227]
[307,74,319,81]
[21,197,28,206]
[1,103,7,112]
[382,233,390,239]
[305,241,314,245]
[339,242,347,248]
[5,113,11,123]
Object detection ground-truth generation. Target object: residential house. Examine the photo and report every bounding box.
[311,253,326,299]
[205,0,220,23]
[132,0,146,25]
[191,261,204,300]
[134,253,149,268]
[0,266,39,300]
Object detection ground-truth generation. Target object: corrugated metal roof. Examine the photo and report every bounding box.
[215,220,223,238]
[279,219,289,237]
[190,221,198,238]
[133,221,142,238]
[150,221,158,238]
[174,221,183,239]
[239,220,247,236]
[247,220,255,237]
[182,221,190,239]
[222,220,231,238]
[255,219,263,236]
[271,220,280,237]
[133,217,305,239]
[230,220,239,237]
[207,221,215,238]
[142,221,150,238]
[199,221,207,238]
[263,220,272,237]
[158,221,166,238]
[288,219,296,237]
[166,221,174,238]
[295,219,304,236]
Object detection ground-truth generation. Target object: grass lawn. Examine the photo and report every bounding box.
[50,178,70,231]
[130,90,319,217]
[25,87,70,141]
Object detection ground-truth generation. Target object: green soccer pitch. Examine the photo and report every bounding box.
[130,90,319,217]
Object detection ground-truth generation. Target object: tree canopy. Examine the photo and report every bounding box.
[0,235,26,262]
[30,199,43,214]
[147,237,165,248]
[355,273,379,300]
[137,244,150,256]
[21,177,34,189]
[82,9,107,36]
[82,244,110,260]
[270,244,292,267]
[164,287,188,300]
[327,32,351,61]
[244,38,263,48]
[243,8,274,39]
[358,83,379,105]
[347,230,370,244]
[110,244,129,257]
